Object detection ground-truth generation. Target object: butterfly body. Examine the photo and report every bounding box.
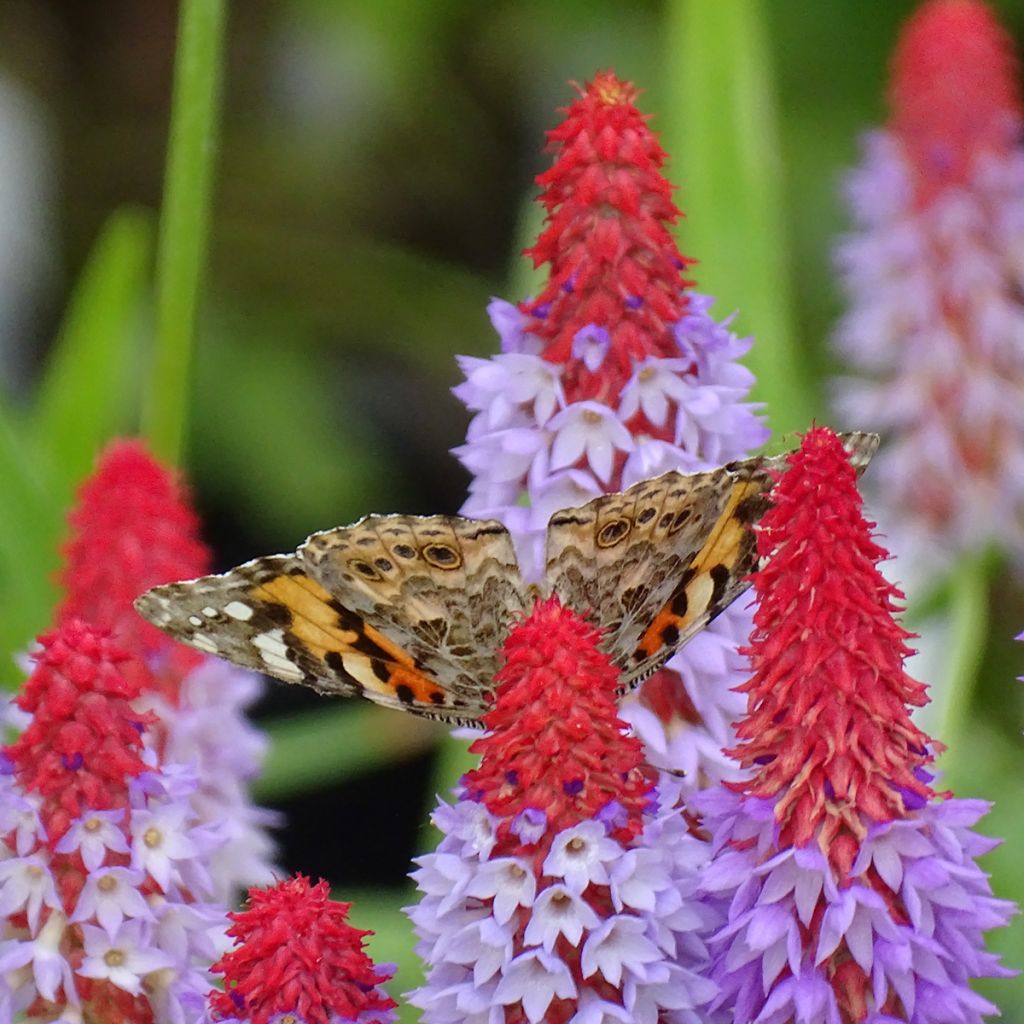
[136,433,879,725]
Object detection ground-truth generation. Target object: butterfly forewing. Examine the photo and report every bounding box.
[542,430,880,692]
[134,553,485,722]
[300,513,528,716]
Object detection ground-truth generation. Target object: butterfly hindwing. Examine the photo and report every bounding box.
[300,513,530,716]
[543,462,771,689]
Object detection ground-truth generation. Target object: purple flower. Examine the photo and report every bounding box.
[695,428,1017,1022]
[0,619,231,1023]
[832,0,1024,576]
[406,600,719,1023]
[143,660,282,901]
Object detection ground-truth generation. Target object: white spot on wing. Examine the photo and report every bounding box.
[188,616,203,627]
[224,601,254,621]
[191,633,218,654]
[254,629,302,681]
[202,606,218,618]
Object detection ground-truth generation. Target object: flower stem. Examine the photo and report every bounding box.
[145,0,226,464]
[937,552,991,775]
[664,0,814,435]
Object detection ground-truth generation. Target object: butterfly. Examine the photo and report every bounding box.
[135,432,878,726]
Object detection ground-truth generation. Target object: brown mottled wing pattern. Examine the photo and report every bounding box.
[136,431,879,722]
[301,514,529,713]
[543,430,880,692]
[135,514,528,724]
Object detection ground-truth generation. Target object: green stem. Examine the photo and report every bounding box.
[936,553,990,772]
[664,0,815,436]
[145,0,227,464]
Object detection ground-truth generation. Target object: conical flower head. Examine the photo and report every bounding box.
[464,596,652,850]
[8,619,154,845]
[698,427,1016,1023]
[890,0,1021,206]
[522,71,694,404]
[208,875,396,1024]
[731,426,934,878]
[58,439,210,695]
[408,598,719,1024]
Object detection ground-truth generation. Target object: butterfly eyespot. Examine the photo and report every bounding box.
[393,544,417,559]
[657,512,674,530]
[423,543,462,569]
[374,557,394,572]
[351,560,383,580]
[668,509,692,534]
[637,507,657,524]
[597,518,631,548]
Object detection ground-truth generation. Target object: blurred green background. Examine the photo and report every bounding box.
[0,1,1021,1017]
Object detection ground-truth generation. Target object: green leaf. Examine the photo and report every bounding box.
[343,886,422,1024]
[145,0,226,464]
[253,704,440,802]
[664,0,815,436]
[32,207,153,510]
[0,400,58,684]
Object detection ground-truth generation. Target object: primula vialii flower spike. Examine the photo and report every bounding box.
[8,620,155,844]
[731,426,934,877]
[408,597,719,1024]
[207,875,397,1024]
[522,71,694,401]
[697,426,1017,1024]
[59,439,210,694]
[465,597,651,845]
[56,438,278,901]
[454,69,767,789]
[0,618,231,1024]
[834,0,1024,574]
[889,0,1021,206]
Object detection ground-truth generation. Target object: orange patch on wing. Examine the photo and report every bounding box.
[688,479,760,574]
[253,572,446,705]
[634,480,761,659]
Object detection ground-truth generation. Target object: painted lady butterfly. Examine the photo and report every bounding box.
[135,433,878,725]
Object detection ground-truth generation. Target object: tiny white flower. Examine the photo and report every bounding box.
[548,402,634,484]
[464,857,537,925]
[77,920,175,997]
[523,883,601,951]
[71,866,152,939]
[130,804,198,892]
[544,822,620,893]
[493,948,577,1024]
[571,325,611,372]
[0,910,77,1004]
[55,810,130,872]
[0,786,45,856]
[581,914,663,987]
[442,914,514,986]
[618,358,694,428]
[0,855,61,933]
[409,852,475,917]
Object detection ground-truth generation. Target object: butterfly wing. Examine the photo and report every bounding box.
[136,515,528,724]
[543,431,880,692]
[301,513,529,712]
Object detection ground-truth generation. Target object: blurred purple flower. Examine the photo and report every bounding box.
[833,0,1024,576]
